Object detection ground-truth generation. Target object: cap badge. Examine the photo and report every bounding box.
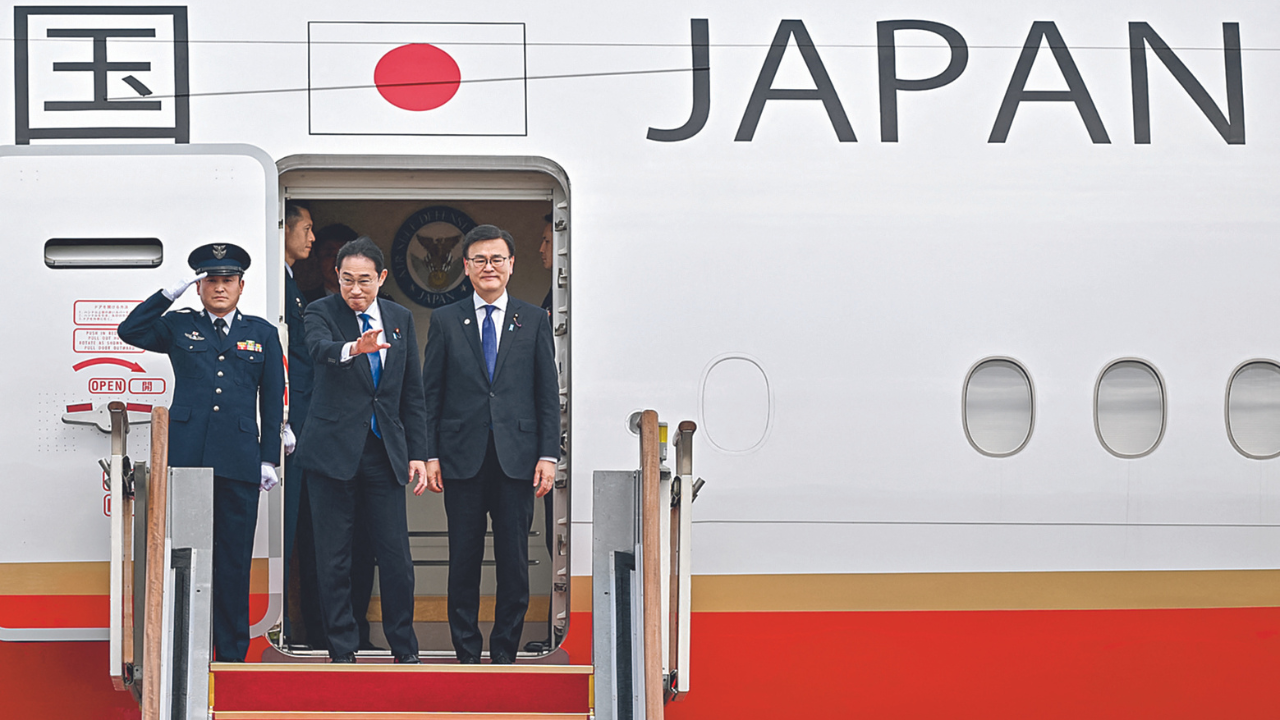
[212,244,227,259]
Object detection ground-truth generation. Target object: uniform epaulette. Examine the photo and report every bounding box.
[174,308,195,313]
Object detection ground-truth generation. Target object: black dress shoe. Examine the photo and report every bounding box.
[394,654,420,664]
[523,639,551,654]
[331,653,356,664]
[490,653,514,665]
[458,655,481,664]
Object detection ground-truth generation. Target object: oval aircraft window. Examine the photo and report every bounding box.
[699,355,771,453]
[1226,360,1280,459]
[963,358,1034,457]
[1094,359,1165,458]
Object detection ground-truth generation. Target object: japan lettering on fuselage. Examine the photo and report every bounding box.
[648,19,1245,145]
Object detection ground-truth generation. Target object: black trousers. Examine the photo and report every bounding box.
[444,433,535,660]
[283,454,325,646]
[309,431,418,658]
[350,516,378,647]
[212,476,259,662]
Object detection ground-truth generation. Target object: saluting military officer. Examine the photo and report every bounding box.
[117,243,285,663]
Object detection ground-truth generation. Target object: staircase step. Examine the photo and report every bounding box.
[211,663,592,717]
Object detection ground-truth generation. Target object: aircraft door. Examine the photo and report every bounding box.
[0,144,284,655]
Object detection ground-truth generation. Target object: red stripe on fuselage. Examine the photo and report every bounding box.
[665,607,1280,720]
[0,595,108,628]
[6,605,1277,717]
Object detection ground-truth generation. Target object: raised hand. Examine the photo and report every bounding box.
[162,272,208,301]
[353,327,391,355]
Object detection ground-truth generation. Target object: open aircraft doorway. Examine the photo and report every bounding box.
[275,156,571,660]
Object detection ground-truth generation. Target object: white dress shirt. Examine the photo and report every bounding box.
[473,290,509,351]
[203,309,234,334]
[340,299,388,366]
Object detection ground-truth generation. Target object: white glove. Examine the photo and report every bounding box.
[162,272,208,301]
[283,424,297,456]
[260,463,279,492]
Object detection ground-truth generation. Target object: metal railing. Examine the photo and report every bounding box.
[593,409,704,720]
[80,404,213,720]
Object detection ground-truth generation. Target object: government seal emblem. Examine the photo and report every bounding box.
[390,205,478,308]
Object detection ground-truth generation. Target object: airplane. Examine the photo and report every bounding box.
[1,1,1278,718]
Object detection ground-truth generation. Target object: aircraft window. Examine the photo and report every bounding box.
[44,238,162,268]
[1226,360,1280,459]
[1094,359,1165,458]
[963,358,1034,456]
[700,354,772,453]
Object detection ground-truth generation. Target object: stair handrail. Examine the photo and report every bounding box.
[668,421,697,699]
[142,407,169,720]
[639,410,664,720]
[106,401,129,691]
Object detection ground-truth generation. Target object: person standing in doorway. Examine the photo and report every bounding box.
[281,201,328,649]
[117,243,284,663]
[297,236,428,664]
[298,221,382,650]
[421,224,560,664]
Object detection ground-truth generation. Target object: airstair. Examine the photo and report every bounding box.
[88,404,700,719]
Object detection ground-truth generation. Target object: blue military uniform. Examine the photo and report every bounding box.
[117,243,283,662]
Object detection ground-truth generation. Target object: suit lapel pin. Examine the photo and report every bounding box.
[464,318,471,325]
[512,313,521,330]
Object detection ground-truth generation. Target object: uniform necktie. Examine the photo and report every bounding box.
[482,305,497,382]
[213,317,227,339]
[359,312,381,438]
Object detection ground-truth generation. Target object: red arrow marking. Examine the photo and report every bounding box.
[66,403,93,413]
[126,403,153,413]
[72,358,145,373]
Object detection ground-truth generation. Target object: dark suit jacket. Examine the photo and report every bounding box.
[118,291,284,485]
[284,271,314,430]
[296,294,429,486]
[421,295,560,480]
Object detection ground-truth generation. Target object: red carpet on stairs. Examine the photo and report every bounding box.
[211,663,592,718]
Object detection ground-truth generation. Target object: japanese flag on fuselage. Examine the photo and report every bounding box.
[308,22,526,136]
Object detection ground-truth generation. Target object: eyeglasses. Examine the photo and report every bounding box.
[467,255,510,268]
[338,275,377,289]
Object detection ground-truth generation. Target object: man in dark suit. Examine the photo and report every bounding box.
[421,224,560,664]
[281,201,327,649]
[296,236,429,664]
[117,243,284,663]
[299,221,381,650]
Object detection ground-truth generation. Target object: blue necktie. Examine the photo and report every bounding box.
[359,313,381,438]
[482,305,497,382]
